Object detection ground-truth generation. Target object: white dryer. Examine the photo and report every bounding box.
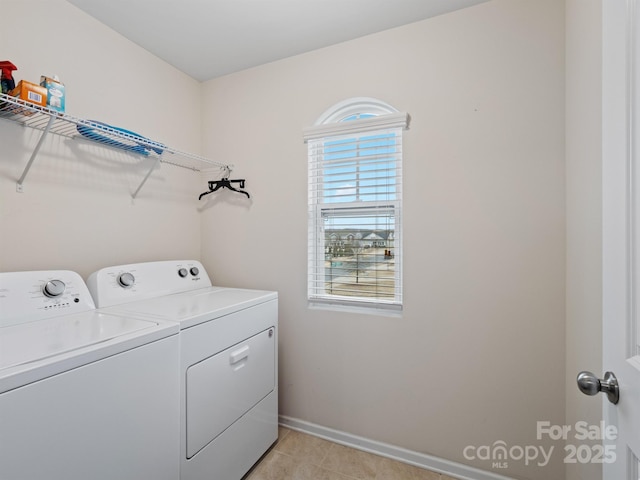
[0,270,180,480]
[88,260,278,480]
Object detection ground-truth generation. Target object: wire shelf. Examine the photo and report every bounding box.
[0,93,229,196]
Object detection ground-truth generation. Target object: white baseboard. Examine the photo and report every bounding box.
[278,415,515,480]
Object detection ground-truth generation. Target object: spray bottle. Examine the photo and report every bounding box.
[0,61,17,94]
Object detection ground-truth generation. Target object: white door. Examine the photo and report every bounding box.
[601,0,640,477]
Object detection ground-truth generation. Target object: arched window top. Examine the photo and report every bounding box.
[304,98,409,142]
[314,97,399,126]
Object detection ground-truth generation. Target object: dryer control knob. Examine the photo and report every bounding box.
[178,268,188,278]
[117,272,135,288]
[190,267,199,277]
[43,279,65,298]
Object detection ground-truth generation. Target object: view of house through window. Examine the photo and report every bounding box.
[323,209,396,299]
[305,98,409,312]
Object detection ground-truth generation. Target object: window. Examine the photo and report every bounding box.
[304,98,410,314]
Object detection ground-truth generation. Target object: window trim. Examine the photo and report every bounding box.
[303,111,410,143]
[305,99,410,316]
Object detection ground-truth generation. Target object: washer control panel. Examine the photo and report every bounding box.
[0,271,95,327]
[87,260,212,308]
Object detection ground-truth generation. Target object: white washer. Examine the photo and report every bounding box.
[88,260,278,480]
[0,270,180,480]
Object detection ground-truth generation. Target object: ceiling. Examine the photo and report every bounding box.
[66,0,488,82]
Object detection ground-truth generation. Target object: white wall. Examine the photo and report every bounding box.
[565,1,603,480]
[200,1,566,479]
[0,0,204,278]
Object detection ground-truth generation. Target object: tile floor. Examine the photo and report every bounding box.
[243,427,460,480]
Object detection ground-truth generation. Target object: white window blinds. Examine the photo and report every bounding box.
[304,111,410,313]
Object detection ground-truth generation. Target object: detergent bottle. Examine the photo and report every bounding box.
[0,61,17,94]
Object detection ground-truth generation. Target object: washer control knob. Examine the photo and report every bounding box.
[178,268,188,278]
[190,267,200,277]
[117,272,135,288]
[43,280,65,298]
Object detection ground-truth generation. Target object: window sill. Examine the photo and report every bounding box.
[308,298,403,318]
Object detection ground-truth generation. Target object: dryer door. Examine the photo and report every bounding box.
[186,327,275,458]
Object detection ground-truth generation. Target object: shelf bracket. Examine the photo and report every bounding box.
[132,155,162,199]
[16,115,56,192]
